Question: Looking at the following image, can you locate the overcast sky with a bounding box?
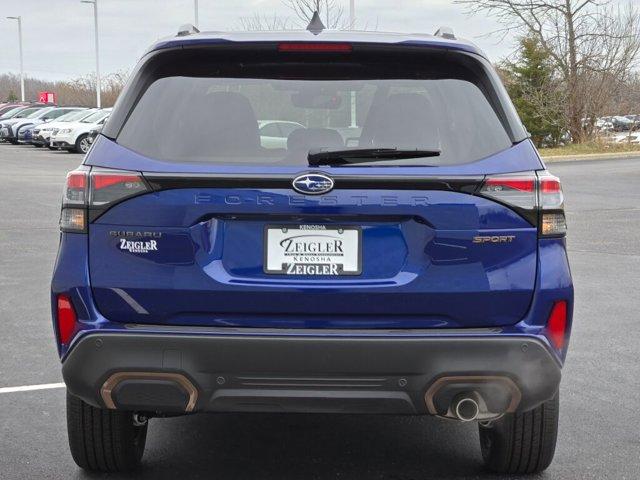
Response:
[0,0,621,81]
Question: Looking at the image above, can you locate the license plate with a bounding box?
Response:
[265,225,362,276]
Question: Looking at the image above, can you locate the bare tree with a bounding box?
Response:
[456,0,640,142]
[0,72,127,107]
[284,0,345,29]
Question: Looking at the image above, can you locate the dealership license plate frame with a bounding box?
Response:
[264,225,362,276]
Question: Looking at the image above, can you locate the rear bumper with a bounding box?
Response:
[62,330,561,416]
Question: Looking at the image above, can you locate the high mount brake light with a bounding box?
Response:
[479,172,566,237]
[59,168,149,232]
[278,42,353,53]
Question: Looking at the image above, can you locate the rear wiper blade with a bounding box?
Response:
[307,147,441,166]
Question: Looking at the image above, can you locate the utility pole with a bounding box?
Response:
[81,0,101,108]
[349,0,357,127]
[349,0,355,28]
[194,0,199,28]
[6,16,25,102]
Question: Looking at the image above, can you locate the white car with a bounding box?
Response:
[32,109,96,148]
[614,133,640,144]
[50,108,112,153]
[258,120,305,149]
[0,106,54,144]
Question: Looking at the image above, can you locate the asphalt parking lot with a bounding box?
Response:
[0,144,639,479]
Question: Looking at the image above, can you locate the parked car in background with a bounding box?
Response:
[0,106,25,121]
[86,122,104,145]
[32,108,94,148]
[13,107,84,145]
[611,115,633,131]
[258,120,305,148]
[0,103,29,117]
[0,106,52,143]
[614,132,640,144]
[17,124,36,144]
[50,108,111,153]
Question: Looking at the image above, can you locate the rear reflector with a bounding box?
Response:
[56,294,78,345]
[278,42,353,53]
[546,301,568,350]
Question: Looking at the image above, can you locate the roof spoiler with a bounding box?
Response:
[177,23,200,37]
[434,26,456,40]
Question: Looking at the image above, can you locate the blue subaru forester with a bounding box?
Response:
[52,23,573,474]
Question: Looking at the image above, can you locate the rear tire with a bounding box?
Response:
[66,391,148,472]
[75,134,90,154]
[479,392,559,474]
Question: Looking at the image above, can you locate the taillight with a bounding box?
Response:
[545,300,568,350]
[60,169,88,232]
[90,170,148,206]
[538,174,566,236]
[60,167,149,232]
[56,294,78,345]
[479,171,566,237]
[480,174,537,210]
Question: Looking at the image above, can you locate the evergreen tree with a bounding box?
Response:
[504,36,566,146]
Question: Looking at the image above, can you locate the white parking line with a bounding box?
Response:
[0,383,65,394]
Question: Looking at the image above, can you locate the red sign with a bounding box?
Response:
[38,91,57,104]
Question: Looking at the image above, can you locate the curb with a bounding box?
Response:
[541,151,640,163]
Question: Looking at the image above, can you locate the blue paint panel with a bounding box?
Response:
[87,179,538,328]
[53,234,571,365]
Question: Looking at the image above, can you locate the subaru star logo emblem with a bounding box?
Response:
[292,173,334,195]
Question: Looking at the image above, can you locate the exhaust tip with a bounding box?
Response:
[453,395,480,422]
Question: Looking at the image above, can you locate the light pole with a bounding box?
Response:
[6,16,25,102]
[81,0,101,108]
[194,0,199,28]
[349,1,357,127]
[349,0,355,28]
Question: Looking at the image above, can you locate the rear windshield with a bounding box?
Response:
[117,51,513,166]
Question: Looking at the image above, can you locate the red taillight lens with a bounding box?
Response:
[64,170,88,205]
[90,170,148,206]
[56,294,78,345]
[484,177,535,192]
[479,174,537,209]
[545,300,568,350]
[278,42,353,53]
